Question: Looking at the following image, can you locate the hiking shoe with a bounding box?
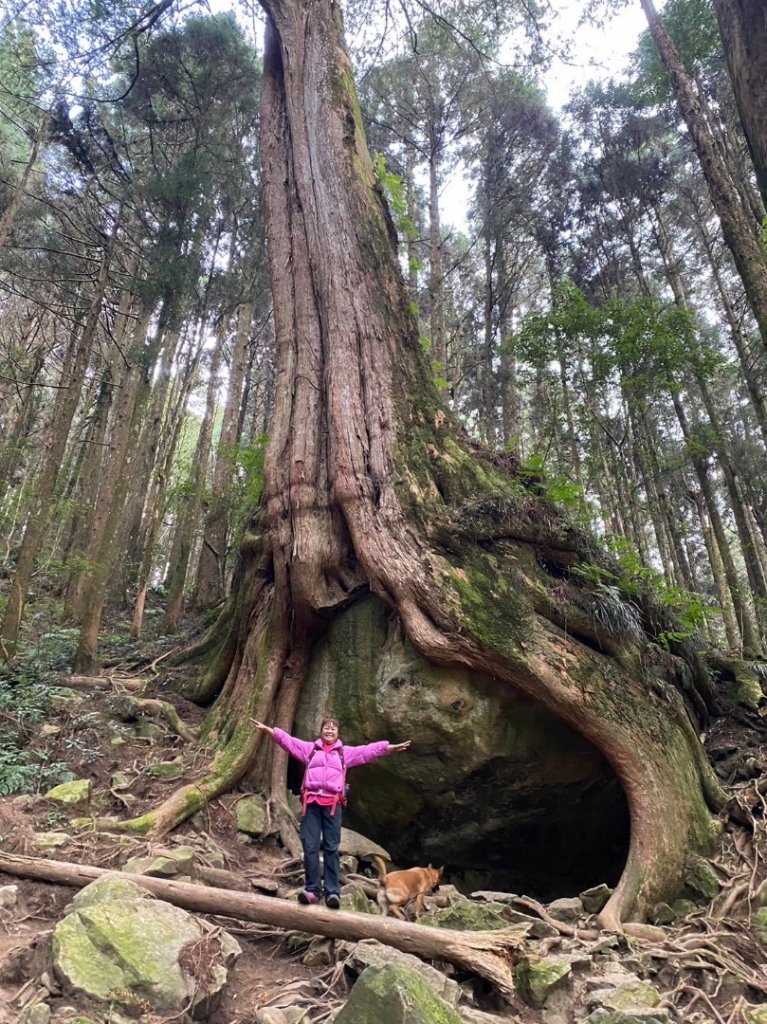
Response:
[325,894,341,909]
[298,890,319,905]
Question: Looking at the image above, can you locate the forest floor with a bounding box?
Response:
[1,600,767,1024]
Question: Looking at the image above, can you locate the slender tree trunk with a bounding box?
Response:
[0,117,46,252]
[428,141,446,381]
[194,301,253,609]
[0,241,113,659]
[162,318,227,632]
[639,0,767,358]
[72,357,143,672]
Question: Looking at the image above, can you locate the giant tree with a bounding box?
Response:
[711,0,767,210]
[108,0,731,934]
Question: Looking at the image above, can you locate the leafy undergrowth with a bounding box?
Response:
[0,610,766,1024]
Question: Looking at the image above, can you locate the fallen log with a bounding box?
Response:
[0,852,527,1000]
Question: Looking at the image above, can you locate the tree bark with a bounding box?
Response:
[712,0,767,210]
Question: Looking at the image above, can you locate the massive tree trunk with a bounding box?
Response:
[133,0,726,929]
[712,0,767,210]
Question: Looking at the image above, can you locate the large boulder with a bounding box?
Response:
[293,594,629,897]
[51,874,240,1017]
[334,964,464,1024]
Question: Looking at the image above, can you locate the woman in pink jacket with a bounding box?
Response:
[252,716,410,907]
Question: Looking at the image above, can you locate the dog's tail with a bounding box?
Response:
[372,854,388,883]
[372,855,390,915]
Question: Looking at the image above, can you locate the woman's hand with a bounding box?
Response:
[387,740,411,754]
[251,719,274,736]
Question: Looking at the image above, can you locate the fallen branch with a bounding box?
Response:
[0,852,528,1000]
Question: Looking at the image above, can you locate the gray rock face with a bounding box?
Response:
[293,594,629,898]
[52,874,240,1017]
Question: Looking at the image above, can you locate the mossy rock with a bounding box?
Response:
[679,856,720,903]
[418,898,508,931]
[69,874,151,912]
[345,940,460,1007]
[341,885,377,914]
[54,875,241,1015]
[591,981,663,1014]
[236,795,267,836]
[45,780,92,807]
[122,855,179,878]
[144,761,185,781]
[516,956,572,1008]
[334,964,465,1024]
[579,883,612,914]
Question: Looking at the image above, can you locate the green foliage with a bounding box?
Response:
[514,281,723,398]
[519,452,590,519]
[0,637,79,795]
[373,152,417,240]
[0,749,74,796]
[575,537,716,648]
[633,0,722,106]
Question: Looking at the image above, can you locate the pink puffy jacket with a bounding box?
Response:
[272,729,390,799]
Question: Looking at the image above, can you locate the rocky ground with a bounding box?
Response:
[0,621,766,1024]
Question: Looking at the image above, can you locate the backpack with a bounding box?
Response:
[302,741,348,814]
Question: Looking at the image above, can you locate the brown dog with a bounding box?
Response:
[373,854,443,919]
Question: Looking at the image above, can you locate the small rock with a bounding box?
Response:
[547,897,583,922]
[45,779,92,808]
[123,855,178,878]
[236,795,267,835]
[145,761,185,780]
[579,883,612,914]
[135,722,165,740]
[648,903,676,926]
[110,771,133,791]
[471,890,519,903]
[33,832,70,851]
[340,853,357,875]
[303,938,333,966]
[255,1010,291,1024]
[680,856,720,903]
[251,877,280,894]
[671,898,698,917]
[19,1002,51,1024]
[340,884,376,914]
[516,956,572,1008]
[39,971,60,995]
[588,980,663,1013]
[0,884,19,909]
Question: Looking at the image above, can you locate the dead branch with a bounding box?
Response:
[0,852,528,1000]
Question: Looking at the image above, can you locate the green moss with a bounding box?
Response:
[447,546,531,656]
[334,964,465,1024]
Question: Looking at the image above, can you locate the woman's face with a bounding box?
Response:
[321,720,339,743]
